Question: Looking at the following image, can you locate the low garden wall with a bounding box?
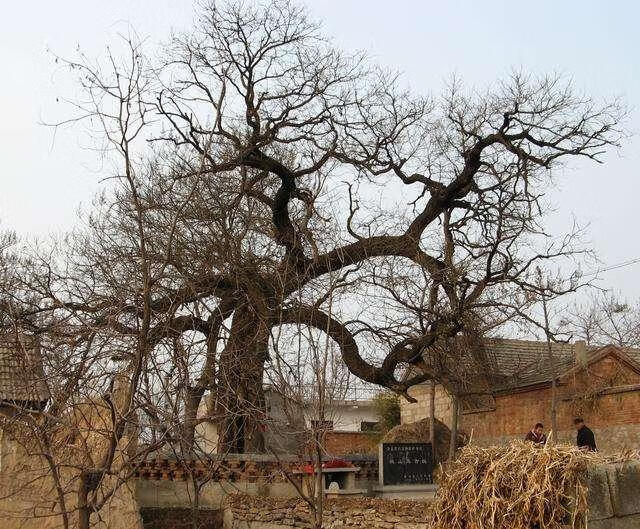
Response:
[217,461,640,529]
[134,454,378,515]
[134,453,378,485]
[223,494,432,529]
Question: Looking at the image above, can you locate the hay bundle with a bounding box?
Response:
[604,448,640,463]
[432,441,599,529]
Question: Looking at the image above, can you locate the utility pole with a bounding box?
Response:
[429,380,436,461]
[538,267,558,441]
[448,392,459,460]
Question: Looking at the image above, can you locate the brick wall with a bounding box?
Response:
[323,431,377,456]
[401,383,453,427]
[401,354,640,453]
[462,389,640,452]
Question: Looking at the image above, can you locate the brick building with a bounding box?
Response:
[401,339,640,453]
[0,335,143,529]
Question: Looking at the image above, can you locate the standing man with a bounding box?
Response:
[574,418,597,451]
[524,423,547,446]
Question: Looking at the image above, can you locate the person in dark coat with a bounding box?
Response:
[574,417,597,451]
[524,423,547,446]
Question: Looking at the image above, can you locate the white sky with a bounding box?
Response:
[0,0,639,297]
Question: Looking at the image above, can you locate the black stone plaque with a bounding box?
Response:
[381,442,433,485]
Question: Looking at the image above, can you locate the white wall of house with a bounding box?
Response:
[309,401,380,432]
[265,390,381,432]
[194,417,219,454]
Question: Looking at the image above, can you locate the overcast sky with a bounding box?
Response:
[1,0,638,298]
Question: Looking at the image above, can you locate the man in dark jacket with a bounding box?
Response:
[574,417,597,451]
[524,423,547,446]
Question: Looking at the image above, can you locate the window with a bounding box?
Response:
[310,420,334,431]
[360,421,379,432]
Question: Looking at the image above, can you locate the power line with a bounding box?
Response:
[582,257,640,278]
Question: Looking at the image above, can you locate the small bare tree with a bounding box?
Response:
[264,274,357,529]
[570,293,640,347]
[0,36,182,529]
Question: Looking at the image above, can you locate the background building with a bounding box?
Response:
[195,386,382,456]
[401,339,640,453]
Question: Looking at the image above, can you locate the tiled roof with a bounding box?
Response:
[462,338,640,393]
[418,337,640,396]
[0,334,50,404]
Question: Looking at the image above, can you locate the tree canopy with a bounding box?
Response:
[1,0,626,455]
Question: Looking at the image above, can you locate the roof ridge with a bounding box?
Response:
[486,337,576,347]
[486,337,640,354]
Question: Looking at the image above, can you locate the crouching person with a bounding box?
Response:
[524,423,547,447]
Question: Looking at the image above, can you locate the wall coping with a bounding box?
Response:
[140,452,378,463]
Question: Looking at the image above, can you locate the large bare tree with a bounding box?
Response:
[6,0,626,457]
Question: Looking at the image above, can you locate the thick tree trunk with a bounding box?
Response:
[215,306,269,453]
[78,485,90,529]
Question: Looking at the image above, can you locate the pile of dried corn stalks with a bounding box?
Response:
[431,441,600,529]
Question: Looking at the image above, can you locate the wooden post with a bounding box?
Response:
[539,270,558,441]
[448,393,459,461]
[429,381,436,461]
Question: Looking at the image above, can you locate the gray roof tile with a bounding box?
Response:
[468,338,640,393]
[418,338,640,396]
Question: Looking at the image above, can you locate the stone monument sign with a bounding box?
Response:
[379,442,434,486]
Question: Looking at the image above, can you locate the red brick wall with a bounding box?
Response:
[461,354,640,452]
[323,431,377,456]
